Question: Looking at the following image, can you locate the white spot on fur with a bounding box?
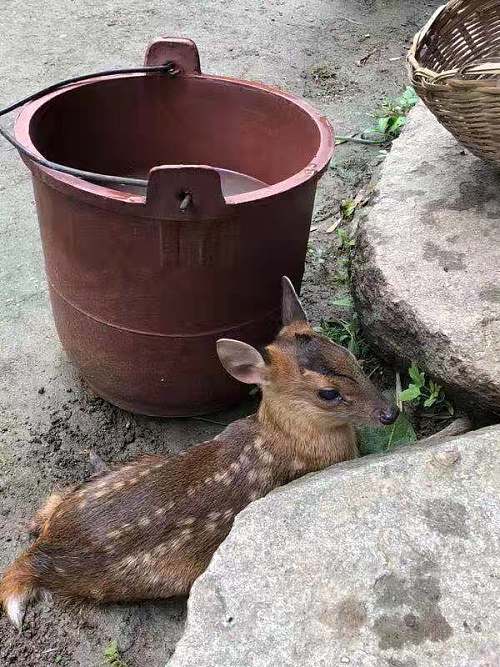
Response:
[247,469,258,483]
[120,555,137,568]
[205,522,217,532]
[259,450,274,465]
[143,552,152,564]
[223,509,233,521]
[180,517,195,526]
[187,486,196,496]
[139,517,151,527]
[249,491,259,501]
[208,511,221,520]
[230,461,240,473]
[291,458,305,471]
[170,537,182,550]
[78,500,88,510]
[239,454,250,467]
[254,437,264,449]
[155,508,165,517]
[154,463,164,469]
[128,477,138,485]
[94,489,108,499]
[204,477,213,485]
[107,529,122,539]
[139,469,150,478]
[155,543,168,555]
[5,594,27,630]
[113,481,125,490]
[244,444,253,454]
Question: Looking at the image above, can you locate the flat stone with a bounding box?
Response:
[352,103,500,416]
[168,426,500,667]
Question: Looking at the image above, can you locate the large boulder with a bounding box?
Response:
[168,426,500,666]
[352,103,500,417]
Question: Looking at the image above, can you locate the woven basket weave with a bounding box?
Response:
[408,0,500,167]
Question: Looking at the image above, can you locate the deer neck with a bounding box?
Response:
[256,395,358,472]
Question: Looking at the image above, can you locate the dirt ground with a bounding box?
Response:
[0,0,442,665]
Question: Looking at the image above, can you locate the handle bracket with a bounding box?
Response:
[144,38,201,75]
[146,165,228,219]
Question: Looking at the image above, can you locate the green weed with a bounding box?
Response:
[335,87,419,146]
[319,315,368,359]
[307,243,329,270]
[366,86,419,142]
[336,227,356,249]
[103,641,128,667]
[340,199,358,222]
[358,410,417,455]
[399,362,454,414]
[330,294,354,309]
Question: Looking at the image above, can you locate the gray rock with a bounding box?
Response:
[352,103,500,416]
[168,426,500,667]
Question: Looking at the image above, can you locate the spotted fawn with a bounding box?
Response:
[1,277,398,629]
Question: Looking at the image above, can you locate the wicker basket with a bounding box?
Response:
[408,0,500,168]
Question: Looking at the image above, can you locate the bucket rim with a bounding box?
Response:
[14,71,334,208]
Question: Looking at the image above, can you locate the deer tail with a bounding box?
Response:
[0,549,40,630]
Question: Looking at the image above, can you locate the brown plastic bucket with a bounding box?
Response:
[14,38,334,416]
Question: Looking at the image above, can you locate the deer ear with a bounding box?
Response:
[216,339,268,385]
[281,276,308,326]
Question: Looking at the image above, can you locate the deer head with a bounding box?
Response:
[217,277,398,430]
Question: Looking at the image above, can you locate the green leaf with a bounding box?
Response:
[399,385,421,402]
[387,115,407,137]
[399,86,419,110]
[377,116,390,134]
[340,200,357,221]
[331,295,354,308]
[408,362,425,387]
[423,396,436,408]
[358,412,417,455]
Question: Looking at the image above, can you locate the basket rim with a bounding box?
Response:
[408,1,500,89]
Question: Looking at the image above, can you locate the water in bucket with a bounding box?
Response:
[111,168,268,198]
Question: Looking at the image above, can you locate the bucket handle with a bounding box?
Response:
[0,62,180,189]
[146,166,228,219]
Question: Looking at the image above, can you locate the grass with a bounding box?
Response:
[319,315,368,359]
[103,641,128,667]
[336,86,419,146]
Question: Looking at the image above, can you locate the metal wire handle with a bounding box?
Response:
[0,62,179,189]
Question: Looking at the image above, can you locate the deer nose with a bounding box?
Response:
[379,406,399,425]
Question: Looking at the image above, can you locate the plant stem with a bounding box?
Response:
[335,134,386,145]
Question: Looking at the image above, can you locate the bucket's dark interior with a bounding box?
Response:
[29,74,321,195]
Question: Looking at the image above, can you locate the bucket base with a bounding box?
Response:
[84,379,247,418]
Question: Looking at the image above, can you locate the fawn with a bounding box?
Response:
[1,277,398,629]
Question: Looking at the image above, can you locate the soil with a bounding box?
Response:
[0,0,445,665]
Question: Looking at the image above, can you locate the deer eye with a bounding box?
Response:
[318,388,342,403]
